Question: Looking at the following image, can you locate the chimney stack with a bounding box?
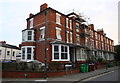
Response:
[90,24,94,30]
[29,13,34,18]
[0,41,6,44]
[40,3,48,11]
[97,29,104,35]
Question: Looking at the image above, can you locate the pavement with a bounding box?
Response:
[47,66,119,82]
[2,66,120,82]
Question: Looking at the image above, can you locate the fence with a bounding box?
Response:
[2,62,80,71]
[2,61,119,72]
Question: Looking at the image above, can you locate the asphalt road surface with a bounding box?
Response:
[81,68,120,83]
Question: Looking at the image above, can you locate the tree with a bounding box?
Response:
[114,45,120,61]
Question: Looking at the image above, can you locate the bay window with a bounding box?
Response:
[54,45,59,59]
[21,46,35,61]
[61,46,68,59]
[76,48,86,61]
[76,48,81,60]
[52,45,69,61]
[22,30,34,42]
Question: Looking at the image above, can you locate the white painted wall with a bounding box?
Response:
[0,46,20,61]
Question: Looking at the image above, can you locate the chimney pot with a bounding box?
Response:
[40,3,48,11]
[29,13,34,18]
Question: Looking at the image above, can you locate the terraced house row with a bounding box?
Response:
[21,3,115,63]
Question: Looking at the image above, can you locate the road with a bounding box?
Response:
[81,69,120,83]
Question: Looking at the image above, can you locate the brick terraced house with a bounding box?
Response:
[21,3,115,64]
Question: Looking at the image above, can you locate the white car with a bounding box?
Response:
[27,60,46,69]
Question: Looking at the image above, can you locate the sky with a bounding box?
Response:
[0,0,119,46]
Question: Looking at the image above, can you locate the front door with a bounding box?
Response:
[70,47,75,63]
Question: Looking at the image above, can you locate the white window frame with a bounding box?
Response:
[52,44,70,61]
[7,51,10,56]
[102,43,104,50]
[85,37,88,46]
[39,26,45,40]
[76,48,86,61]
[30,18,34,28]
[21,46,35,61]
[56,27,62,40]
[66,18,69,28]
[96,41,98,49]
[66,31,69,43]
[95,32,98,39]
[101,35,103,41]
[70,20,72,30]
[99,42,101,49]
[56,13,61,25]
[76,34,80,45]
[70,32,73,43]
[22,30,34,42]
[76,23,79,32]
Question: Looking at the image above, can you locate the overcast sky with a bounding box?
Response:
[0,0,119,46]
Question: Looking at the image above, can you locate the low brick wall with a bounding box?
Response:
[2,69,80,78]
[95,62,106,69]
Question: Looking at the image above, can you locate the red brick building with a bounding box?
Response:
[21,3,115,63]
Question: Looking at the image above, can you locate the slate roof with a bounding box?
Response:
[0,42,20,50]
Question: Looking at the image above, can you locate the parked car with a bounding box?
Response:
[27,60,47,69]
[3,61,12,63]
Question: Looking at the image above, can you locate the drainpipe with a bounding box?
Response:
[44,10,48,79]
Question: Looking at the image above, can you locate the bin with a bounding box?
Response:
[80,64,86,72]
[85,64,89,72]
[89,63,95,72]
[107,62,113,68]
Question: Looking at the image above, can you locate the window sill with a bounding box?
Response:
[77,59,86,61]
[52,59,69,61]
[56,22,61,25]
[22,41,35,42]
[39,39,45,41]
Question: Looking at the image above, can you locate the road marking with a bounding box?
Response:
[83,71,115,81]
[35,80,47,81]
